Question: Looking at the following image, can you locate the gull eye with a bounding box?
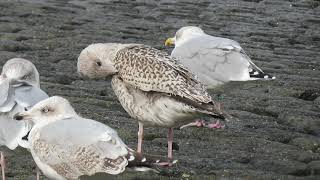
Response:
[21,72,32,80]
[41,107,50,113]
[22,74,29,80]
[96,61,102,67]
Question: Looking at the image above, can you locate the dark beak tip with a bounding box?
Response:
[78,71,86,78]
[77,72,90,80]
[14,113,24,121]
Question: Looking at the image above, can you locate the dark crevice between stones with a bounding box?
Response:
[296,89,320,101]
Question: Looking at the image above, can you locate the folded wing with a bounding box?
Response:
[33,118,129,177]
[171,35,272,87]
[113,45,212,104]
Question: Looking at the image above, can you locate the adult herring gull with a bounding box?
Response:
[77,43,226,159]
[165,26,275,89]
[0,58,48,179]
[14,96,174,180]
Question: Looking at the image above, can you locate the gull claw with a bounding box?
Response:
[180,120,225,129]
[180,120,205,129]
[155,159,178,167]
[207,120,225,129]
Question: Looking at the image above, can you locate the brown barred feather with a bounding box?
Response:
[113,45,213,104]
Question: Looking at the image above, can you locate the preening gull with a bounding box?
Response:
[165,26,276,89]
[77,43,226,159]
[14,96,174,180]
[0,58,48,179]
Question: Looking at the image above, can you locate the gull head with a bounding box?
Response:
[14,96,77,124]
[77,43,122,79]
[0,58,40,87]
[165,26,205,47]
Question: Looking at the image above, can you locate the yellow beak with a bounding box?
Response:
[165,37,175,46]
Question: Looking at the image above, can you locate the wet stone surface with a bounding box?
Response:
[0,0,319,179]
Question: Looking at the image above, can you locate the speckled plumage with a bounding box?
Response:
[30,129,128,180]
[77,43,225,158]
[113,45,212,104]
[78,43,224,127]
[111,75,218,127]
[20,96,168,180]
[28,116,128,180]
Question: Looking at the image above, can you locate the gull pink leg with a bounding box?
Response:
[0,152,5,180]
[167,128,173,159]
[155,128,175,167]
[180,119,225,129]
[137,122,144,154]
[180,102,225,129]
[207,120,225,129]
[180,120,205,129]
[36,166,40,180]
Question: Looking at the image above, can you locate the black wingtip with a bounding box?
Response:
[126,150,177,171]
[249,69,275,80]
[210,113,226,120]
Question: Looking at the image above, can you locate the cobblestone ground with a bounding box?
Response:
[0,0,319,179]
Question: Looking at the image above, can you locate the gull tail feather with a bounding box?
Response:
[194,101,235,122]
[126,149,177,172]
[249,69,276,80]
[172,95,226,120]
[241,50,276,80]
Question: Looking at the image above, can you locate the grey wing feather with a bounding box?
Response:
[0,79,11,107]
[0,98,15,112]
[14,84,49,109]
[0,114,30,149]
[114,45,212,104]
[0,81,48,112]
[172,35,262,87]
[0,81,46,149]
[239,50,264,73]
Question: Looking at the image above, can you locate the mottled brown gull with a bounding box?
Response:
[14,96,173,180]
[165,26,275,89]
[77,43,226,159]
[0,58,48,180]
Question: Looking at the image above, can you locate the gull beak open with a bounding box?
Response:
[13,112,31,121]
[165,37,175,46]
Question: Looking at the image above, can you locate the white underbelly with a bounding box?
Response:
[111,76,205,128]
[135,96,202,127]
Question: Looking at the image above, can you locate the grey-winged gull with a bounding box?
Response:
[0,58,48,179]
[165,26,275,89]
[13,96,174,180]
[165,26,275,129]
[77,43,226,159]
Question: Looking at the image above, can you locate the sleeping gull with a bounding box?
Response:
[77,43,226,159]
[13,96,174,180]
[165,26,275,89]
[0,58,48,179]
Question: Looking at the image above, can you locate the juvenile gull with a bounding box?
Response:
[0,58,48,179]
[14,96,174,180]
[165,26,276,89]
[77,43,226,159]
